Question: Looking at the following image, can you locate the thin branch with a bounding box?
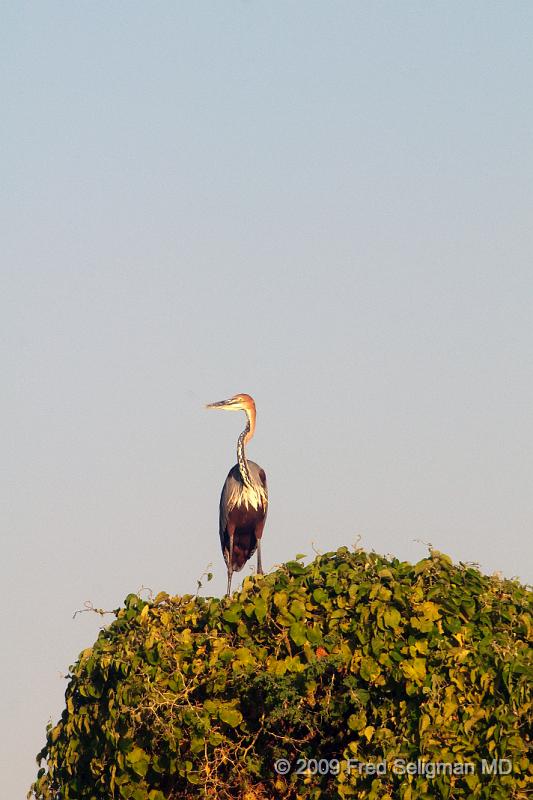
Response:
[72,600,116,620]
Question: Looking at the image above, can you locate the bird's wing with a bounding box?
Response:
[219,462,268,536]
[247,461,268,510]
[218,466,241,544]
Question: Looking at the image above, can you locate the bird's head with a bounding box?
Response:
[206,393,256,413]
[206,393,257,440]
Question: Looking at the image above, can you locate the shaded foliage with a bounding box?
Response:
[30,548,531,799]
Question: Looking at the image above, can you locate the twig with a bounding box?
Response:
[72,600,115,620]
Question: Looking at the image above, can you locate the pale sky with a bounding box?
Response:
[2,2,532,797]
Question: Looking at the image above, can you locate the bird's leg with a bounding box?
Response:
[226,530,234,596]
[256,539,263,575]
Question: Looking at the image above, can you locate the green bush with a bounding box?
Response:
[30,548,531,799]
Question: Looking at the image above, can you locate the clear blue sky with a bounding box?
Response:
[2,2,532,796]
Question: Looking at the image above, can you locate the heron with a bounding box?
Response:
[206,393,268,596]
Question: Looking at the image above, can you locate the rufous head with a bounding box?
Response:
[206,393,256,413]
[206,393,257,440]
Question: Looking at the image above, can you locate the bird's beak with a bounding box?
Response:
[205,398,237,410]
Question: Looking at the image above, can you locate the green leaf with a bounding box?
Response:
[222,603,242,623]
[290,599,306,619]
[419,713,431,735]
[313,588,329,604]
[126,747,147,764]
[359,656,381,682]
[347,712,367,731]
[219,707,243,727]
[289,621,308,646]
[400,657,427,683]
[190,736,204,753]
[377,568,393,579]
[307,625,323,644]
[383,607,401,630]
[285,655,305,672]
[286,561,307,575]
[254,596,267,623]
[363,725,374,742]
[234,647,255,666]
[126,747,149,777]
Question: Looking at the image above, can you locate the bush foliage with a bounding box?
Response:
[31,548,531,799]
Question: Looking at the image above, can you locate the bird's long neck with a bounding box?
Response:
[237,412,255,489]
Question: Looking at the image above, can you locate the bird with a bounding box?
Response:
[206,393,268,596]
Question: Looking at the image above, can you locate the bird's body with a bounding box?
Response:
[219,460,267,571]
[206,393,268,595]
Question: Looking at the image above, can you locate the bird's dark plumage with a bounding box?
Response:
[219,462,267,572]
